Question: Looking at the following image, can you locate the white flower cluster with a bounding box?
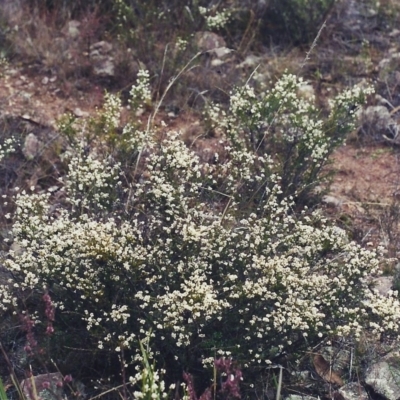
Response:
[329,85,375,131]
[123,123,154,152]
[129,70,152,111]
[0,137,16,162]
[199,6,231,30]
[175,37,188,52]
[130,366,167,399]
[129,339,167,399]
[101,92,121,132]
[65,147,120,211]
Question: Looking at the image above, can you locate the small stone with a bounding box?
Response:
[338,382,368,400]
[90,49,101,59]
[93,57,115,77]
[90,40,113,54]
[194,31,226,52]
[372,276,393,296]
[211,46,233,59]
[238,54,262,69]
[360,105,393,134]
[73,108,89,118]
[285,395,318,400]
[41,76,49,85]
[10,242,24,257]
[22,133,41,160]
[211,58,225,67]
[322,195,342,207]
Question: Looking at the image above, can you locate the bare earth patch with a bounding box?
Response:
[330,144,400,205]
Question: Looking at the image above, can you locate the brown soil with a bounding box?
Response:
[0,65,104,127]
[331,144,400,206]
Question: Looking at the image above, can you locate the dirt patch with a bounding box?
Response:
[330,144,400,205]
[0,64,104,127]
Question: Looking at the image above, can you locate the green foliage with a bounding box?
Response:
[261,0,336,44]
[130,338,167,400]
[0,377,8,400]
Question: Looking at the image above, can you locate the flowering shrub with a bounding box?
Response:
[1,72,399,395]
[0,137,16,162]
[129,69,152,112]
[206,74,374,205]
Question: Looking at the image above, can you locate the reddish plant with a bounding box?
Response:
[43,292,55,336]
[183,358,242,400]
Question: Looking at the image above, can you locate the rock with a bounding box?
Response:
[322,195,343,208]
[320,346,350,373]
[10,242,24,257]
[41,76,49,85]
[359,105,398,140]
[194,31,226,52]
[90,40,113,54]
[21,372,64,400]
[73,107,89,118]
[372,276,393,296]
[238,54,262,69]
[285,395,318,400]
[338,382,368,400]
[362,106,392,131]
[93,58,115,77]
[211,58,225,67]
[22,133,41,160]
[89,41,115,77]
[365,354,400,400]
[210,46,233,59]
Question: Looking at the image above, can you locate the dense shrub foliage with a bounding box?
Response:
[262,0,336,44]
[1,72,399,396]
